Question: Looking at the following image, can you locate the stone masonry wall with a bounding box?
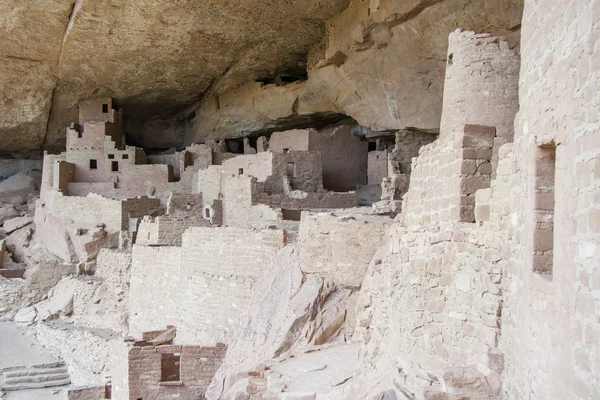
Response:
[402,124,495,226]
[128,343,226,400]
[498,1,600,399]
[298,213,389,288]
[177,227,286,344]
[439,30,519,177]
[129,246,183,338]
[129,227,286,345]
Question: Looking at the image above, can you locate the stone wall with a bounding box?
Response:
[129,227,286,345]
[368,150,388,185]
[498,0,600,399]
[440,30,519,176]
[402,124,495,226]
[298,213,389,288]
[129,246,183,338]
[136,216,210,246]
[128,343,226,400]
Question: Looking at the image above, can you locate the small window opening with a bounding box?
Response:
[368,142,377,152]
[89,159,97,170]
[238,168,244,176]
[102,104,109,113]
[283,148,290,154]
[77,131,83,139]
[111,161,119,172]
[160,353,181,382]
[533,144,556,276]
[108,154,115,159]
[287,162,296,177]
[282,209,302,221]
[205,208,211,218]
[104,384,112,399]
[122,154,129,159]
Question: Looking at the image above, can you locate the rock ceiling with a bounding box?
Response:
[0,0,523,154]
[0,0,347,153]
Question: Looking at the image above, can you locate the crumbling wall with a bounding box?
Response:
[136,216,210,246]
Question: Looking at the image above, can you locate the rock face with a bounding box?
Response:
[1,0,522,153]
[0,0,347,153]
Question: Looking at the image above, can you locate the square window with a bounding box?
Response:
[89,159,97,170]
[108,154,115,159]
[238,168,244,175]
[102,104,109,113]
[122,154,129,160]
[111,161,119,172]
[283,148,290,153]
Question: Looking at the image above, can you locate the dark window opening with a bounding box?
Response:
[282,209,302,221]
[122,154,129,159]
[108,154,115,159]
[77,131,83,139]
[226,139,244,154]
[205,208,211,218]
[111,161,119,172]
[287,162,296,177]
[104,384,112,399]
[533,144,556,276]
[160,353,181,382]
[283,148,290,154]
[368,142,377,152]
[89,159,97,170]
[102,104,109,113]
[238,168,244,176]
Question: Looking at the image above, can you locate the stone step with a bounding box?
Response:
[4,366,69,378]
[1,378,71,391]
[4,372,70,385]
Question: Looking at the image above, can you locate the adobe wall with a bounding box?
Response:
[390,130,438,175]
[129,227,286,345]
[439,30,519,176]
[54,160,76,195]
[195,165,223,203]
[67,386,106,400]
[298,213,389,288]
[128,343,226,400]
[499,1,600,399]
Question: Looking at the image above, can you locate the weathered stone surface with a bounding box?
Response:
[2,0,522,152]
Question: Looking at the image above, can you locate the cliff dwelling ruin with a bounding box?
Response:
[0,0,598,399]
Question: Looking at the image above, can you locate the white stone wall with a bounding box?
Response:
[129,227,285,345]
[499,1,600,399]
